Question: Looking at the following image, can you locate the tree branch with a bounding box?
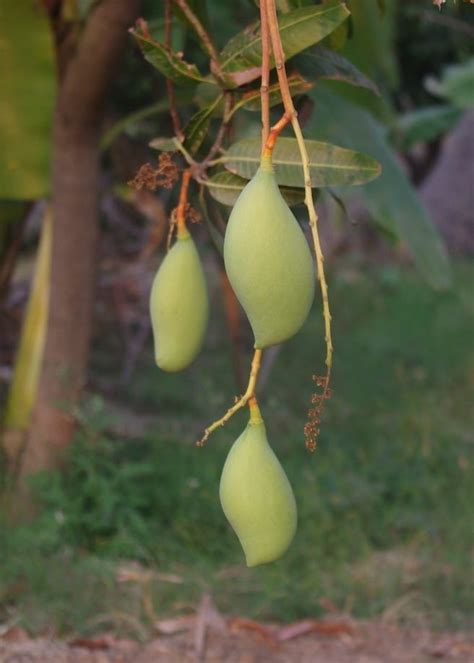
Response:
[172,0,225,82]
[58,0,141,132]
[165,0,184,140]
[259,0,271,152]
[265,0,333,450]
[176,169,192,238]
[197,349,262,446]
[201,92,233,168]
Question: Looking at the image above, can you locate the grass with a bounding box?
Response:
[1,259,473,637]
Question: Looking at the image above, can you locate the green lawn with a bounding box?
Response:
[1,260,473,636]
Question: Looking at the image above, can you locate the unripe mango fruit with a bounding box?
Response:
[224,156,315,348]
[149,233,209,372]
[219,407,297,567]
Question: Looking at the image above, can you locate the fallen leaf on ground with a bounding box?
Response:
[228,618,279,648]
[69,634,116,650]
[0,626,29,642]
[154,615,196,635]
[155,572,184,584]
[194,593,227,660]
[116,563,154,584]
[276,619,355,642]
[429,640,474,658]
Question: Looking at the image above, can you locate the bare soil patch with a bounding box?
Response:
[1,616,473,663]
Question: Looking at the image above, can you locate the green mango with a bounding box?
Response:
[149,233,209,371]
[223,156,315,348]
[219,408,297,567]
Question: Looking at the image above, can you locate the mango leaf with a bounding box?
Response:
[296,45,379,94]
[183,95,223,155]
[218,1,350,87]
[276,0,316,10]
[195,73,313,118]
[198,186,224,256]
[194,78,223,107]
[4,206,52,429]
[205,170,305,207]
[0,2,55,199]
[342,0,398,89]
[425,58,474,110]
[149,137,182,151]
[130,27,208,84]
[222,137,381,187]
[235,74,313,114]
[396,105,462,150]
[101,100,169,150]
[326,188,357,225]
[171,0,210,54]
[323,17,349,51]
[306,84,451,289]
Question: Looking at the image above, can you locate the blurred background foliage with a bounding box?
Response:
[0,0,473,639]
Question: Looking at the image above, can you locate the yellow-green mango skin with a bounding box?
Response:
[223,160,315,348]
[149,235,209,372]
[219,416,297,567]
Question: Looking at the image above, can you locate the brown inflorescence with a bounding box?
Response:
[128,153,179,191]
[184,203,202,225]
[304,374,332,452]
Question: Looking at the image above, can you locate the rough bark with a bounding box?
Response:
[16,0,141,488]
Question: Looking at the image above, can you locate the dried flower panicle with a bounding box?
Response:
[128,153,179,192]
[304,374,332,452]
[184,203,201,225]
[166,204,202,250]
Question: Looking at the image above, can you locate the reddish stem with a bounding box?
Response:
[259,0,271,151]
[176,169,192,237]
[262,112,291,159]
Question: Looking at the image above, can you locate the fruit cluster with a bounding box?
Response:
[149,153,315,565]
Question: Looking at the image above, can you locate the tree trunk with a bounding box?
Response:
[420,109,474,255]
[15,0,141,494]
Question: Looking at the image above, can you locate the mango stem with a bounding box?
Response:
[248,396,263,425]
[262,112,291,161]
[197,349,263,446]
[265,0,333,450]
[176,169,192,239]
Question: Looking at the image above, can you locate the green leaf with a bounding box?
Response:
[205,170,305,207]
[101,101,169,151]
[195,73,313,118]
[342,0,398,89]
[326,188,357,225]
[425,58,474,110]
[296,45,379,94]
[235,74,314,114]
[222,137,381,187]
[205,171,246,206]
[198,187,224,256]
[396,105,462,150]
[183,95,223,155]
[130,27,208,84]
[194,79,225,112]
[149,137,182,152]
[0,2,55,199]
[306,85,451,289]
[172,0,211,54]
[275,0,315,10]
[218,2,350,87]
